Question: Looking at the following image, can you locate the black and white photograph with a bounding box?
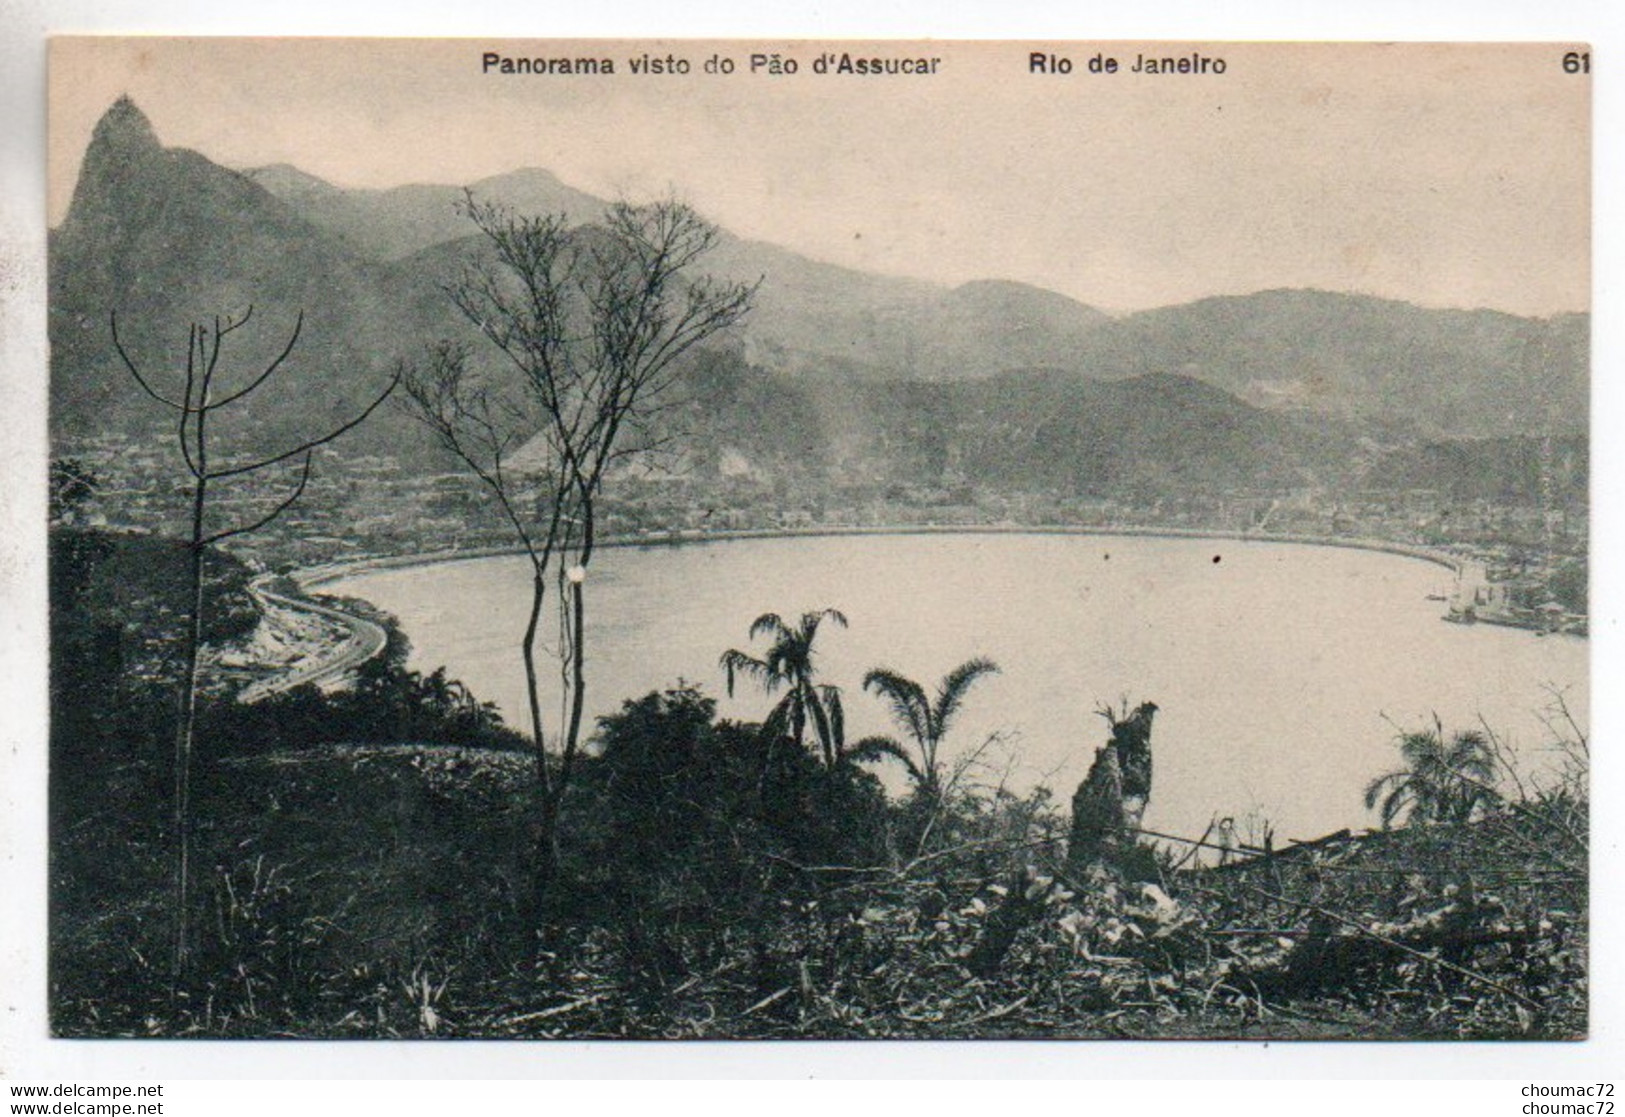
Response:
[37,37,1591,1044]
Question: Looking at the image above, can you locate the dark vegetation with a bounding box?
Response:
[107,299,398,982]
[49,525,1588,1040]
[50,527,257,692]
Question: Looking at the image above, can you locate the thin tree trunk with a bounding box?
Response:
[111,309,397,1000]
[521,569,548,788]
[532,497,594,923]
[559,496,595,790]
[532,793,561,929]
[520,567,556,930]
[563,580,587,777]
[171,474,206,993]
[562,582,588,783]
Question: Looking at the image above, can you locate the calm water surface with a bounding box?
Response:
[327,533,1587,843]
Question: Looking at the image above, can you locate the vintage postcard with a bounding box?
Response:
[42,38,1590,1042]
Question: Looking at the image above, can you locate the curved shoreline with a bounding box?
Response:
[259,527,1469,695]
[253,524,1581,700]
[296,523,1465,591]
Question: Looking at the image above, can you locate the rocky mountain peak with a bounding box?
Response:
[61,96,166,235]
[93,94,160,150]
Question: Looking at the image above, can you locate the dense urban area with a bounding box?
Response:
[58,422,1589,637]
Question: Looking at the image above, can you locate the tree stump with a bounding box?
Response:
[1068,701,1158,874]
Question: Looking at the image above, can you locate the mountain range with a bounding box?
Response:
[49,97,1589,501]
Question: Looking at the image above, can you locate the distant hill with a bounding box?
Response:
[954,369,1355,495]
[676,354,1362,498]
[51,97,1588,505]
[251,161,1108,384]
[1361,435,1588,506]
[1072,289,1588,438]
[244,149,1586,435]
[244,164,608,261]
[775,278,1113,382]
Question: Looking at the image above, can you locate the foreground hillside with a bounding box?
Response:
[51,736,1586,1039]
[51,638,1587,1041]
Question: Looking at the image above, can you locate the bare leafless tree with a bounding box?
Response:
[112,306,399,990]
[399,195,754,918]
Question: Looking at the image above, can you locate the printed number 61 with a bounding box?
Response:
[1563,51,1590,74]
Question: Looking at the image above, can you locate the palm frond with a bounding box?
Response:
[718,649,768,697]
[762,695,796,742]
[747,612,789,641]
[1364,770,1416,828]
[1446,730,1498,780]
[819,684,845,754]
[932,656,999,736]
[801,607,848,646]
[816,606,850,629]
[1398,729,1444,769]
[844,734,926,785]
[1362,772,1398,811]
[863,668,929,745]
[1380,785,1411,828]
[1370,722,1507,828]
[763,643,793,684]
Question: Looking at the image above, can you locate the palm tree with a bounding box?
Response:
[1363,722,1501,828]
[720,609,849,768]
[852,657,1000,800]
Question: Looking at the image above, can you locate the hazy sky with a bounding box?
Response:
[49,38,1590,315]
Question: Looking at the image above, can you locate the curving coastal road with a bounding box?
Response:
[237,576,390,703]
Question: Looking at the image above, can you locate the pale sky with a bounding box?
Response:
[49,38,1591,316]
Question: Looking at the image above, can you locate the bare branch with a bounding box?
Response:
[110,311,186,411]
[178,325,202,480]
[397,344,545,561]
[202,453,312,545]
[217,304,254,336]
[208,369,400,479]
[209,310,304,408]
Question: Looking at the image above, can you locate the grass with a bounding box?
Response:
[48,737,1587,1040]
